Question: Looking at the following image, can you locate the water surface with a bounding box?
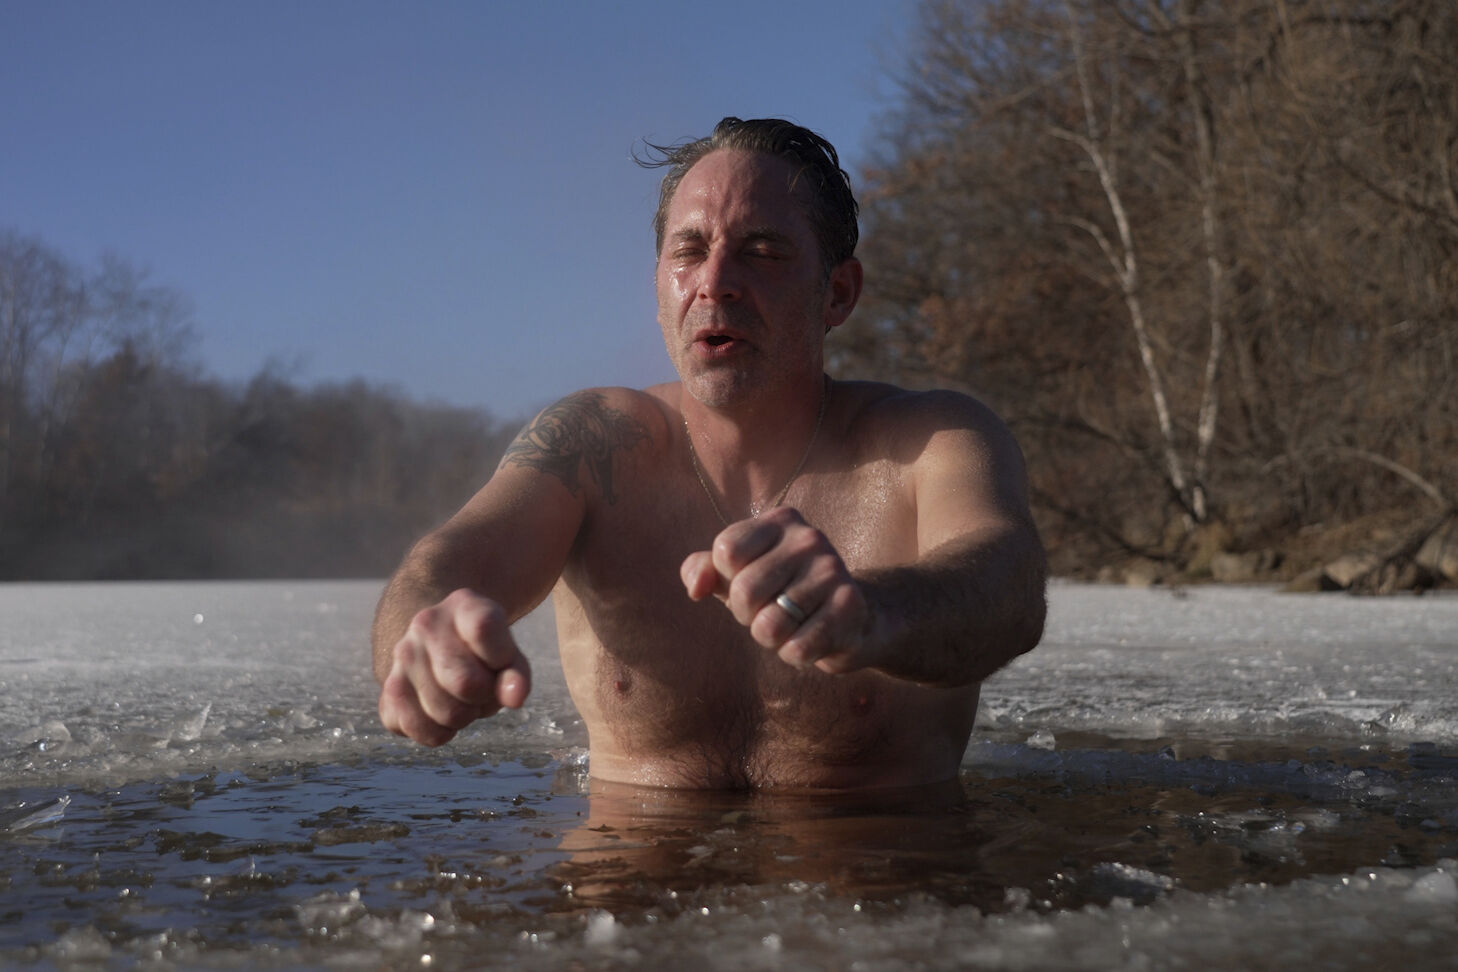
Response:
[4,581,1458,968]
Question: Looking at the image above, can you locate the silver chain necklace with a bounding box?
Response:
[684,377,829,526]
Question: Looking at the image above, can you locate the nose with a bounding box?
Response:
[696,248,741,303]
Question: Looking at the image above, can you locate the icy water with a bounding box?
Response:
[4,581,1458,969]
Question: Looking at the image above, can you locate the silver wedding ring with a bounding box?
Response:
[775,593,808,626]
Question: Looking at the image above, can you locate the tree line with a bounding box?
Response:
[0,231,518,580]
[7,1,1456,584]
[833,0,1457,584]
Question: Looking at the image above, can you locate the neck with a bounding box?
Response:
[683,374,830,523]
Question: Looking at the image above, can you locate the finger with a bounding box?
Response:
[416,648,503,728]
[792,584,870,672]
[748,590,813,648]
[756,579,868,667]
[776,611,839,669]
[496,650,532,710]
[680,550,727,601]
[735,532,844,632]
[727,554,806,626]
[439,592,531,708]
[812,649,861,675]
[720,525,831,625]
[390,624,499,729]
[399,605,494,711]
[379,672,459,747]
[709,516,783,579]
[378,677,405,735]
[427,640,498,706]
[450,592,519,671]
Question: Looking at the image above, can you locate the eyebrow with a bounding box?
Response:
[742,227,795,248]
[667,226,796,248]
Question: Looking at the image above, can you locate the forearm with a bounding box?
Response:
[372,532,469,683]
[858,522,1047,687]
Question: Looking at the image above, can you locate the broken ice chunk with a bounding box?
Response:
[1,795,70,833]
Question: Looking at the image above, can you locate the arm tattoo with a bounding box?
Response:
[499,391,650,504]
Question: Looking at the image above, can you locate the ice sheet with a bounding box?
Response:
[982,581,1458,743]
[0,580,575,791]
[3,580,1457,969]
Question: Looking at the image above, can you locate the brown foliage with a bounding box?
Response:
[833,0,1458,577]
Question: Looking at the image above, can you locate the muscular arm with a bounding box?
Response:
[857,518,1045,687]
[372,389,652,742]
[682,389,1046,688]
[854,391,1046,686]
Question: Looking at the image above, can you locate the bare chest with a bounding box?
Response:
[551,459,950,785]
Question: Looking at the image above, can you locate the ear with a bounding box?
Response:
[822,257,863,332]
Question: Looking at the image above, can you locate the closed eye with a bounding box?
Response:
[743,229,795,260]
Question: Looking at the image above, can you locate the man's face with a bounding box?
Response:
[655,149,856,409]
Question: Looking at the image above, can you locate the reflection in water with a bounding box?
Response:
[551,742,1457,918]
[554,778,1013,911]
[5,738,1458,968]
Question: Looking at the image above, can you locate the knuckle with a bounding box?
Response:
[460,598,506,643]
[410,604,442,633]
[779,640,815,668]
[439,661,492,702]
[393,638,424,668]
[827,583,865,615]
[804,556,841,588]
[725,574,756,616]
[484,603,508,632]
[749,610,782,649]
[787,526,831,561]
[416,691,467,731]
[712,532,745,568]
[380,673,414,708]
[475,597,509,630]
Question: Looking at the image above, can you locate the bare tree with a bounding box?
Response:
[838,0,1458,580]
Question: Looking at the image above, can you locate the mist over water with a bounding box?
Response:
[4,580,1458,969]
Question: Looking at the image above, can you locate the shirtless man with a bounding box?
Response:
[372,117,1046,790]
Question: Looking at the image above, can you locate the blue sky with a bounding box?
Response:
[3,1,915,420]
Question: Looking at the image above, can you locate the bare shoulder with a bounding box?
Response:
[836,380,1021,466]
[834,380,1032,533]
[499,386,670,505]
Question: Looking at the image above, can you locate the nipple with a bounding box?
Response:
[613,677,632,695]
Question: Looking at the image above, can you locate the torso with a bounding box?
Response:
[551,380,980,790]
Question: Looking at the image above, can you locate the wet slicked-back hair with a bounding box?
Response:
[638,117,859,278]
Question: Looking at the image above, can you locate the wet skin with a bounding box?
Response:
[372,149,1046,789]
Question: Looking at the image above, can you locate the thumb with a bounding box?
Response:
[495,645,532,710]
[680,550,727,601]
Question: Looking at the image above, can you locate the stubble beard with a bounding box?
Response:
[682,365,761,411]
[667,293,828,414]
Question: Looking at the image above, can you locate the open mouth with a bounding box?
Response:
[694,331,747,357]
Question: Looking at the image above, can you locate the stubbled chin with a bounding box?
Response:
[679,367,762,410]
